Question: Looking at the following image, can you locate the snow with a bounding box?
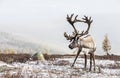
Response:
[0,58,120,78]
[0,61,14,67]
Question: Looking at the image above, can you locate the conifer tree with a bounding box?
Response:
[102,34,111,55]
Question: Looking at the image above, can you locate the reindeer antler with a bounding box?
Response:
[79,16,93,36]
[64,14,93,41]
[66,14,83,34]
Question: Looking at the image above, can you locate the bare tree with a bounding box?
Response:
[64,14,96,71]
[102,34,111,55]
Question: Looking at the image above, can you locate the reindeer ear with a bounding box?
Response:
[64,32,74,41]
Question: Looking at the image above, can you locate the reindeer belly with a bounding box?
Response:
[82,48,89,54]
[81,42,96,54]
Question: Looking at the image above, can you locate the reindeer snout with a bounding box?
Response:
[69,44,73,49]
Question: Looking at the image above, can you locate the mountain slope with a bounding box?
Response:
[0,32,44,54]
[0,32,68,54]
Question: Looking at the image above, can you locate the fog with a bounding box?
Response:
[0,0,120,55]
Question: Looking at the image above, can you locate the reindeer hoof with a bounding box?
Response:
[89,69,91,71]
[71,64,74,67]
[84,68,87,71]
[94,68,96,72]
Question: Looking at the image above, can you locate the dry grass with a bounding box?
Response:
[0,54,31,63]
[43,54,120,61]
[0,53,120,63]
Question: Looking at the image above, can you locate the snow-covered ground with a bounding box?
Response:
[0,57,120,78]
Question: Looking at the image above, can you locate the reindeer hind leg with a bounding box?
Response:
[84,53,87,70]
[92,53,96,71]
[89,53,92,71]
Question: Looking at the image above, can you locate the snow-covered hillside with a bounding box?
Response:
[0,32,44,54]
[0,32,66,54]
[0,57,120,78]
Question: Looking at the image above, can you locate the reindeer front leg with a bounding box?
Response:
[71,48,82,67]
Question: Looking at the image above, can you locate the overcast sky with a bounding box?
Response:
[0,0,120,55]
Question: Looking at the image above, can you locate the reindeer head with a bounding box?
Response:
[68,36,79,49]
[64,14,93,49]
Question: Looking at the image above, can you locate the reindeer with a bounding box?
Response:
[64,14,96,71]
